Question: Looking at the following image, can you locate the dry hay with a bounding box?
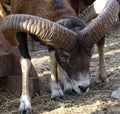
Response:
[0,23,120,114]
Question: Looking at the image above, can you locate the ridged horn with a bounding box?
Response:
[79,0,112,23]
[0,14,77,50]
[78,4,97,23]
[79,0,119,47]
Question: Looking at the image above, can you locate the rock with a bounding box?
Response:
[111,87,120,100]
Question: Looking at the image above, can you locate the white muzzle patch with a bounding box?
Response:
[71,72,90,94]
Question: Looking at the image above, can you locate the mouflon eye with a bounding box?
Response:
[60,55,69,62]
[60,51,70,63]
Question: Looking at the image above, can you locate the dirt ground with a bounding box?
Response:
[0,22,120,114]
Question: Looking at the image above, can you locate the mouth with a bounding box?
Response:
[71,79,90,94]
[73,86,90,94]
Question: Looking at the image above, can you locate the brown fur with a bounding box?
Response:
[10,0,76,21]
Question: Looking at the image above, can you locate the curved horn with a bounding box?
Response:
[78,4,97,23]
[0,14,77,50]
[79,0,116,23]
[79,0,119,47]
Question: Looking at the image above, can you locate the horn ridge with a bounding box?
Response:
[1,14,77,50]
[79,0,119,46]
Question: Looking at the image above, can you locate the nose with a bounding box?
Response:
[78,85,89,93]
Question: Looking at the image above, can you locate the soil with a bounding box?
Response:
[0,22,120,114]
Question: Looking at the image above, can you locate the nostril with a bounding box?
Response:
[78,85,89,93]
